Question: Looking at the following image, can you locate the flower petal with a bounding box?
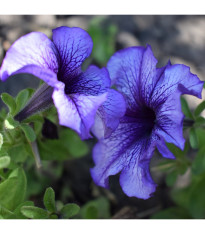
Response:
[64,65,110,96]
[91,121,156,199]
[10,65,61,88]
[155,90,185,150]
[107,45,161,109]
[92,89,126,139]
[0,32,58,81]
[52,86,107,140]
[156,138,175,159]
[119,143,157,199]
[52,26,93,81]
[151,64,204,107]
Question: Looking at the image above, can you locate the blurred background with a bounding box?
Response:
[0,15,205,219]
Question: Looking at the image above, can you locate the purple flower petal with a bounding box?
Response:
[155,90,185,150]
[52,86,107,139]
[91,121,157,199]
[52,26,93,81]
[119,141,157,199]
[156,138,175,159]
[11,64,61,88]
[107,46,145,109]
[0,32,58,81]
[92,89,126,139]
[151,64,204,106]
[64,65,110,96]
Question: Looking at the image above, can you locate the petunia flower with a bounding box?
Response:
[90,45,204,199]
[0,26,111,139]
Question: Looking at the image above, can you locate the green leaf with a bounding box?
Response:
[165,170,178,187]
[83,206,98,219]
[0,156,10,169]
[60,203,80,219]
[151,207,191,219]
[0,133,3,150]
[189,127,199,149]
[50,214,58,219]
[0,205,15,219]
[181,97,193,120]
[13,201,34,219]
[61,129,89,157]
[194,100,205,117]
[1,93,16,115]
[192,146,205,175]
[80,197,110,219]
[21,206,49,219]
[20,124,36,142]
[8,143,29,164]
[43,187,56,213]
[38,128,88,161]
[188,175,205,218]
[194,116,205,128]
[15,89,29,115]
[22,115,44,124]
[4,116,19,129]
[0,168,27,211]
[88,16,117,66]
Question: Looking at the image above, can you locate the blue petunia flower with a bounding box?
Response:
[0,26,113,139]
[91,45,204,199]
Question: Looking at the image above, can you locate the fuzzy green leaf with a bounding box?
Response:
[0,133,3,150]
[15,89,29,115]
[189,127,199,149]
[13,201,34,219]
[192,146,205,175]
[0,156,10,169]
[0,205,15,219]
[61,203,80,219]
[20,124,36,142]
[21,206,49,219]
[1,93,16,115]
[43,187,56,213]
[0,168,27,211]
[4,116,19,129]
[151,207,191,219]
[194,100,205,117]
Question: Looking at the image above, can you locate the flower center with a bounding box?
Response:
[142,107,156,134]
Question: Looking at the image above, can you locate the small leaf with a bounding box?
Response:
[1,93,16,115]
[84,206,98,219]
[151,207,191,219]
[4,116,19,129]
[0,133,3,150]
[80,197,110,219]
[22,115,44,124]
[61,203,80,219]
[194,100,205,117]
[0,205,15,219]
[13,201,34,219]
[165,170,178,187]
[20,124,36,142]
[15,89,29,115]
[0,156,10,169]
[50,214,58,219]
[192,146,205,175]
[181,97,193,120]
[21,206,49,219]
[189,127,199,149]
[0,168,27,211]
[43,187,56,213]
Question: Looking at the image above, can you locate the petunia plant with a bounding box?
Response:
[0,25,205,219]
